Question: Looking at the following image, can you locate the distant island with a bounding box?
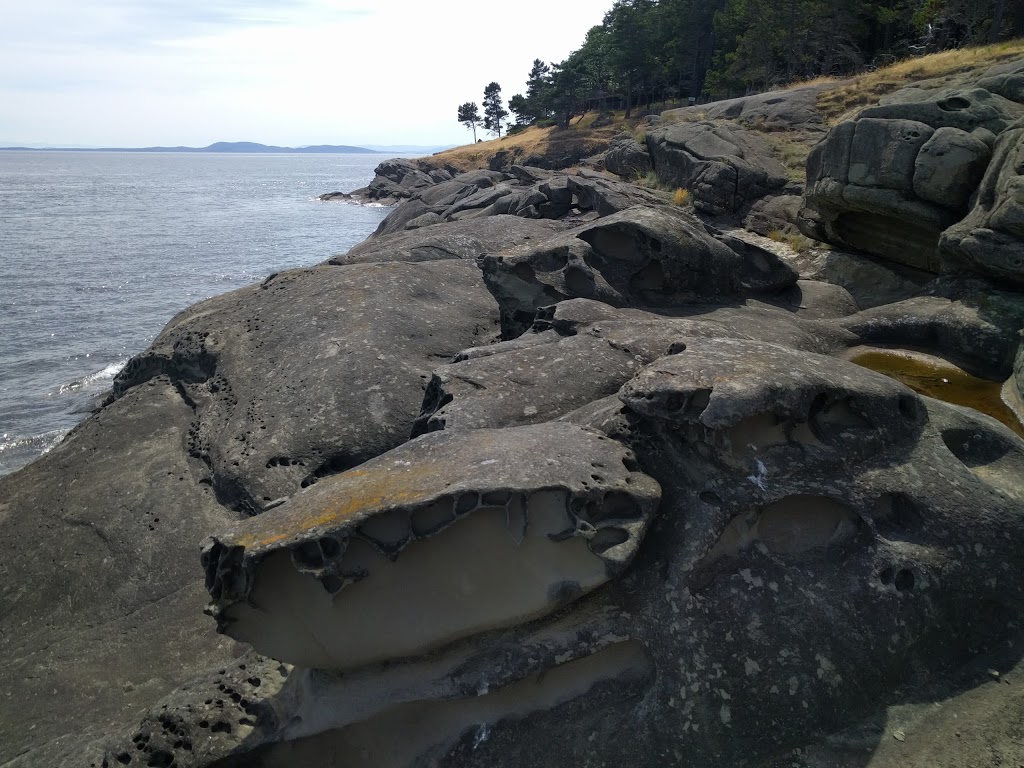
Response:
[0,141,382,154]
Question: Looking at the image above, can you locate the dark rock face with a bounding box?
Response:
[744,193,804,237]
[321,158,456,205]
[939,117,1024,285]
[646,121,789,214]
[478,206,798,337]
[604,135,653,179]
[801,83,1024,277]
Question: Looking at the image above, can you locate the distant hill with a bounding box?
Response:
[0,141,381,154]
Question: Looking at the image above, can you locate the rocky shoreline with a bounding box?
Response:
[2,60,1024,768]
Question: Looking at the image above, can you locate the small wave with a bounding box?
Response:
[317,195,394,209]
[0,429,70,474]
[54,359,127,396]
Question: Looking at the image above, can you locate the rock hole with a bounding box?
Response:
[894,569,915,592]
[482,490,512,506]
[879,567,894,585]
[873,493,924,537]
[292,541,324,570]
[629,260,666,293]
[938,95,971,111]
[513,262,536,281]
[941,428,1013,468]
[116,754,132,765]
[622,456,640,472]
[411,498,456,537]
[699,491,723,506]
[667,341,687,355]
[319,537,342,559]
[898,394,918,419]
[758,495,861,555]
[210,722,231,734]
[564,266,595,296]
[589,527,630,554]
[455,493,479,515]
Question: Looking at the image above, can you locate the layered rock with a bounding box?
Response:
[4,69,1024,768]
[801,78,1024,276]
[939,116,1024,285]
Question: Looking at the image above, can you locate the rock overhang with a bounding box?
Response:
[202,422,661,670]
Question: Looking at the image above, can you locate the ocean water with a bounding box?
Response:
[0,151,391,476]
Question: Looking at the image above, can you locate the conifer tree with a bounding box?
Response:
[457,102,481,142]
[482,82,509,137]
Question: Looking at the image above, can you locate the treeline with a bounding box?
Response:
[482,0,1023,131]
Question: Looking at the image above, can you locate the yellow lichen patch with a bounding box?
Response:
[233,439,506,550]
[850,348,1024,437]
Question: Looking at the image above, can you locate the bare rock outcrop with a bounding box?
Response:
[645,121,789,214]
[801,83,1024,276]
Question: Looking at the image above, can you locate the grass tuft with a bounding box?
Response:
[673,187,690,207]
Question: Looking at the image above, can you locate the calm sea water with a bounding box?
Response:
[0,151,391,475]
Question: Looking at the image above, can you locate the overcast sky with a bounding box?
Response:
[0,0,613,148]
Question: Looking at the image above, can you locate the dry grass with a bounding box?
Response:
[760,129,820,182]
[767,229,817,253]
[817,38,1024,124]
[429,112,634,172]
[673,187,690,206]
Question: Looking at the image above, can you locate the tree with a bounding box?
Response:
[482,82,509,137]
[457,102,481,143]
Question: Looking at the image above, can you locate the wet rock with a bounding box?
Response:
[646,121,789,214]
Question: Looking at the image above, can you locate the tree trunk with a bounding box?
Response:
[625,75,633,119]
[990,0,1007,42]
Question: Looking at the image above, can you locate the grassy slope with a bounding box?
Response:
[426,39,1024,179]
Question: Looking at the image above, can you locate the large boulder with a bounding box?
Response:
[939,116,1024,285]
[93,339,1024,768]
[201,422,661,670]
[663,84,835,134]
[328,216,569,266]
[603,135,653,179]
[478,206,798,337]
[646,121,789,214]
[0,381,242,763]
[801,86,1023,273]
[111,260,499,515]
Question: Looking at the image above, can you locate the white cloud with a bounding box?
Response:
[0,0,612,147]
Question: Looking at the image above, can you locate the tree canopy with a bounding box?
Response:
[457,102,481,142]
[461,0,1020,142]
[482,82,509,137]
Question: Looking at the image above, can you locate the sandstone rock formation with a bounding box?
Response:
[645,121,789,214]
[3,57,1024,768]
[801,67,1024,279]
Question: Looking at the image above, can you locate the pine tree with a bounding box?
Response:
[482,82,509,137]
[457,102,481,143]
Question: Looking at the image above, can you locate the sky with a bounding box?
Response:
[0,0,614,148]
